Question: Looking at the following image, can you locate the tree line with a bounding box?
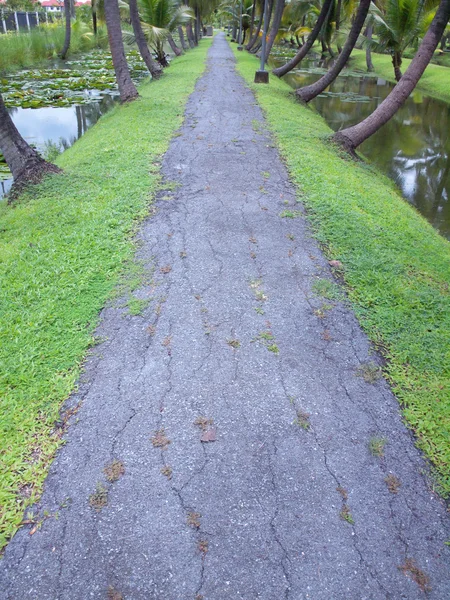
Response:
[1,0,450,196]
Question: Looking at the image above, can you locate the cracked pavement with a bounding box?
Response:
[1,33,449,599]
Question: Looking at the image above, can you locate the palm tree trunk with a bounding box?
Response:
[393,50,402,81]
[61,0,71,59]
[273,0,333,77]
[194,6,200,45]
[333,0,450,153]
[296,0,371,103]
[246,0,263,50]
[366,24,374,71]
[92,9,97,36]
[104,0,139,103]
[168,33,183,56]
[264,0,285,61]
[0,93,60,198]
[178,26,188,50]
[186,22,195,48]
[335,0,342,53]
[129,0,162,79]
[248,0,256,41]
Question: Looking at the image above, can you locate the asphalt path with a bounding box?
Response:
[1,32,449,600]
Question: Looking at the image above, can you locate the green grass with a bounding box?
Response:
[0,39,212,550]
[234,47,450,496]
[350,49,450,103]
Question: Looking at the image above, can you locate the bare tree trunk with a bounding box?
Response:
[193,6,200,45]
[264,0,285,61]
[178,26,188,50]
[92,9,97,35]
[366,23,374,71]
[0,93,60,199]
[129,0,162,79]
[333,0,450,153]
[61,0,71,59]
[104,0,139,102]
[168,33,182,56]
[186,22,195,47]
[248,0,256,41]
[296,0,371,103]
[393,50,402,81]
[273,0,333,77]
[335,0,342,53]
[246,0,264,49]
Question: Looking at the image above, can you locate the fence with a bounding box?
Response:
[0,10,62,34]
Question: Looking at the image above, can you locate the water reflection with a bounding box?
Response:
[276,58,450,239]
[1,95,116,199]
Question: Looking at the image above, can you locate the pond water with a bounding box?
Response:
[0,50,147,198]
[272,53,450,240]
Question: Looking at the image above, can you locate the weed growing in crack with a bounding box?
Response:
[369,437,387,458]
[249,236,257,244]
[89,483,108,511]
[198,539,209,556]
[321,329,332,341]
[385,474,401,494]
[104,460,125,483]
[254,306,265,315]
[107,586,123,600]
[336,486,348,500]
[314,303,333,318]
[294,409,310,430]
[227,339,241,349]
[399,559,431,592]
[147,324,156,336]
[356,362,382,384]
[286,233,295,241]
[187,511,201,529]
[179,251,187,259]
[261,171,270,179]
[160,265,172,274]
[161,465,173,480]
[339,504,354,524]
[151,429,171,450]
[250,251,256,259]
[267,344,279,354]
[280,210,302,218]
[162,335,172,347]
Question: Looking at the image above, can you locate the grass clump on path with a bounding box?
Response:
[349,49,450,103]
[234,47,450,496]
[0,39,211,550]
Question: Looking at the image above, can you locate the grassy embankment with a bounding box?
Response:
[234,47,450,497]
[0,39,212,550]
[350,49,450,103]
[0,22,108,73]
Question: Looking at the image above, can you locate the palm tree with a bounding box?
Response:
[61,0,72,59]
[0,93,60,199]
[264,0,286,60]
[273,0,334,77]
[135,0,194,66]
[333,0,450,153]
[128,0,163,78]
[105,0,139,102]
[296,0,371,102]
[370,0,428,81]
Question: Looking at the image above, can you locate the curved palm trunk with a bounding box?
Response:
[273,0,333,77]
[248,0,256,41]
[178,26,188,50]
[246,17,262,50]
[333,0,450,153]
[104,0,138,103]
[264,0,285,61]
[61,0,71,59]
[168,33,183,56]
[0,93,60,199]
[366,24,374,71]
[129,0,162,79]
[296,0,371,103]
